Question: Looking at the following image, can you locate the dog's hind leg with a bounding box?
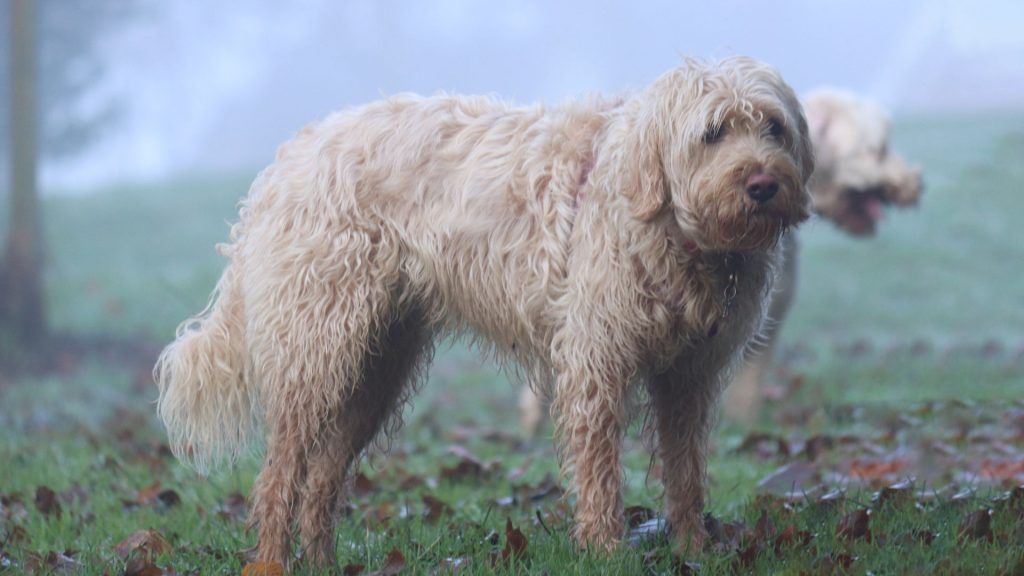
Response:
[248,395,315,565]
[246,227,403,566]
[297,309,432,567]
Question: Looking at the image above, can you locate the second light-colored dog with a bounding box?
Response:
[521,89,923,432]
[722,89,922,420]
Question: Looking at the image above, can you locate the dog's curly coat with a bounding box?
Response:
[155,56,813,567]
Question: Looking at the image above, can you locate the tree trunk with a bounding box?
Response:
[1,0,46,351]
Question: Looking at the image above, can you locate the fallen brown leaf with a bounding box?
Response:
[241,561,285,576]
[124,556,166,576]
[398,473,428,491]
[114,529,173,562]
[754,509,776,542]
[422,495,452,525]
[501,518,528,561]
[979,459,1024,482]
[362,502,395,528]
[1,493,28,522]
[23,550,81,575]
[440,458,488,482]
[817,552,856,573]
[847,458,907,483]
[892,529,937,546]
[735,432,790,460]
[352,472,376,497]
[124,482,181,512]
[367,548,406,576]
[800,434,835,460]
[137,482,163,503]
[510,473,564,506]
[34,486,62,518]
[3,524,29,546]
[958,508,994,542]
[736,539,760,569]
[342,563,365,575]
[772,524,814,554]
[836,508,872,543]
[642,548,699,575]
[215,492,248,522]
[441,445,500,481]
[156,489,181,508]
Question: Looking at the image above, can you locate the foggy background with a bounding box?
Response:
[3,0,1023,192]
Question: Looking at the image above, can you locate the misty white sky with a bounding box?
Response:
[42,0,1024,190]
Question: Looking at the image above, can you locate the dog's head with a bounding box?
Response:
[803,89,923,236]
[614,57,813,252]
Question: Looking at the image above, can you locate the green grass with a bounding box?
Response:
[787,113,1024,344]
[2,113,1024,573]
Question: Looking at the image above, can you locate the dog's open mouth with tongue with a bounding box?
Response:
[835,185,890,236]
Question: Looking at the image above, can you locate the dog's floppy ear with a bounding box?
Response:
[617,104,668,221]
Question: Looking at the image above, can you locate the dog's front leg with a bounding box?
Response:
[553,351,629,551]
[648,363,717,554]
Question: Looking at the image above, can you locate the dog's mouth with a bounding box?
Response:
[708,197,807,252]
[833,186,890,236]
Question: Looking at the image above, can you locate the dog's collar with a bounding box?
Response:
[719,252,741,320]
[707,252,742,338]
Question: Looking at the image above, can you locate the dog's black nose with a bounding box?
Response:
[745,172,778,203]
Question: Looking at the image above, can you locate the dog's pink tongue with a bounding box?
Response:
[866,197,885,221]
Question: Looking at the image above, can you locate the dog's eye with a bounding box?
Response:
[766,117,785,141]
[702,124,725,145]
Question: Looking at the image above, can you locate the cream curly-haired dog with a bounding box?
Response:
[155,56,813,567]
[520,89,925,432]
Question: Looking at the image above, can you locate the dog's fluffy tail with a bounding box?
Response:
[154,257,258,474]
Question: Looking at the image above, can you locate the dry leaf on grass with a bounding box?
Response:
[367,548,406,576]
[114,529,173,562]
[34,486,62,518]
[958,509,994,542]
[422,494,452,525]
[342,563,365,575]
[352,472,377,497]
[241,561,285,576]
[124,556,166,576]
[501,518,528,560]
[836,508,872,543]
[23,550,81,575]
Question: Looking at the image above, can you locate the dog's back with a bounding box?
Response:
[156,93,616,470]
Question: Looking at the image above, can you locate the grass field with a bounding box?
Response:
[1,113,1023,574]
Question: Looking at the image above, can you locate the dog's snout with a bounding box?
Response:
[745,172,778,203]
